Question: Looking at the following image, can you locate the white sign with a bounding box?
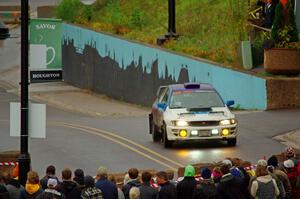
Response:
[10,102,46,138]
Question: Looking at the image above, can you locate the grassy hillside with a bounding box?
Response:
[56,0,254,67]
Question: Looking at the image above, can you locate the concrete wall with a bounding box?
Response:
[62,24,267,110]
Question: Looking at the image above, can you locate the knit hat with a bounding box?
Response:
[84,175,95,188]
[184,165,195,177]
[257,159,267,167]
[285,147,295,159]
[201,168,211,179]
[47,178,58,188]
[222,159,232,168]
[283,159,294,168]
[267,156,278,167]
[212,167,222,179]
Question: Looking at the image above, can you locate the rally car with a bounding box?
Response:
[149,83,238,148]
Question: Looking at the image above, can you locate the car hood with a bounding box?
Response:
[164,107,234,121]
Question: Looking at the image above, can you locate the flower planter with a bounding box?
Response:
[264,48,300,75]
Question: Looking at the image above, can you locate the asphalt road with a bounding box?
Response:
[1,87,300,177]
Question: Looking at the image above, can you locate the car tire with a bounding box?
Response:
[162,125,172,148]
[227,138,237,146]
[151,121,161,142]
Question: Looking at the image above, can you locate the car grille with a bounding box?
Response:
[189,121,219,127]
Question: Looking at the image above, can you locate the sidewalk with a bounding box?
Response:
[0,65,149,118]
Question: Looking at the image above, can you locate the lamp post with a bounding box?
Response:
[157,0,178,45]
[18,0,30,186]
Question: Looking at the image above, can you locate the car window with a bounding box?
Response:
[156,86,167,99]
[169,90,224,109]
[159,88,169,103]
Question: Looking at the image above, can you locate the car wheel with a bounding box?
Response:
[162,125,172,148]
[151,121,161,142]
[227,138,237,146]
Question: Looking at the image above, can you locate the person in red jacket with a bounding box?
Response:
[283,159,300,199]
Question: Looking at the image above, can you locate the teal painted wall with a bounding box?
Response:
[63,24,267,110]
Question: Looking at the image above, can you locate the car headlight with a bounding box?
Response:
[220,119,236,125]
[176,120,188,127]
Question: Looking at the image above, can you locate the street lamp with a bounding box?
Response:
[157,0,178,45]
[18,0,97,186]
[19,0,30,186]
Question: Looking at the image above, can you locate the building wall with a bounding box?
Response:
[62,24,267,110]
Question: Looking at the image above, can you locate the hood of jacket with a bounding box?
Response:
[61,181,78,192]
[256,174,273,183]
[184,165,195,177]
[220,173,234,183]
[127,179,141,187]
[25,183,40,195]
[7,178,21,188]
[45,188,62,196]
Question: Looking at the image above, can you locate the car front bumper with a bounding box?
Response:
[166,125,237,141]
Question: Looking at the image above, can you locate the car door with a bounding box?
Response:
[152,86,168,126]
[156,88,170,127]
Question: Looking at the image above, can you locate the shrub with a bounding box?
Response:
[55,0,82,23]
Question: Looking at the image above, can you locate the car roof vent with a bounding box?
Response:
[184,83,200,89]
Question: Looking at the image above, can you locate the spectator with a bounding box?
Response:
[192,167,217,199]
[156,171,177,199]
[283,159,300,198]
[95,166,118,199]
[0,172,10,199]
[12,165,19,180]
[250,160,280,199]
[212,167,222,185]
[122,168,141,199]
[36,178,65,199]
[263,0,276,28]
[108,175,125,199]
[81,175,103,199]
[2,172,22,199]
[73,169,85,190]
[285,147,300,166]
[40,165,60,190]
[56,168,81,199]
[177,165,197,199]
[165,170,177,187]
[139,171,157,199]
[216,164,248,199]
[129,187,140,199]
[19,171,43,199]
[267,155,292,199]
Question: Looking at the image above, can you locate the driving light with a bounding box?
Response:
[191,130,198,136]
[222,129,229,136]
[211,129,219,135]
[231,119,237,124]
[179,130,188,137]
[176,120,188,127]
[220,120,230,125]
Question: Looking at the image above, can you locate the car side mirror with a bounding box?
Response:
[226,100,235,107]
[157,102,167,111]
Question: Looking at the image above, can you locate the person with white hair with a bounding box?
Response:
[95,166,118,199]
[129,187,140,199]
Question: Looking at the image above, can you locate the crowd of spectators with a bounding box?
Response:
[0,146,300,199]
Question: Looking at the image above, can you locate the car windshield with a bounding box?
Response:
[169,90,225,109]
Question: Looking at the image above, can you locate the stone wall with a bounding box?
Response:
[267,78,300,109]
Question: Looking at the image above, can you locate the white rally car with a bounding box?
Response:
[149,83,238,148]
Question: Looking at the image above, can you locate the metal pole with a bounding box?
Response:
[19,0,30,186]
[168,0,176,35]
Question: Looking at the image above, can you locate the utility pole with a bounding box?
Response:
[19,0,30,186]
[167,0,176,37]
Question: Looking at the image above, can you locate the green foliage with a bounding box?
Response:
[55,0,82,23]
[56,0,251,66]
[272,0,299,47]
